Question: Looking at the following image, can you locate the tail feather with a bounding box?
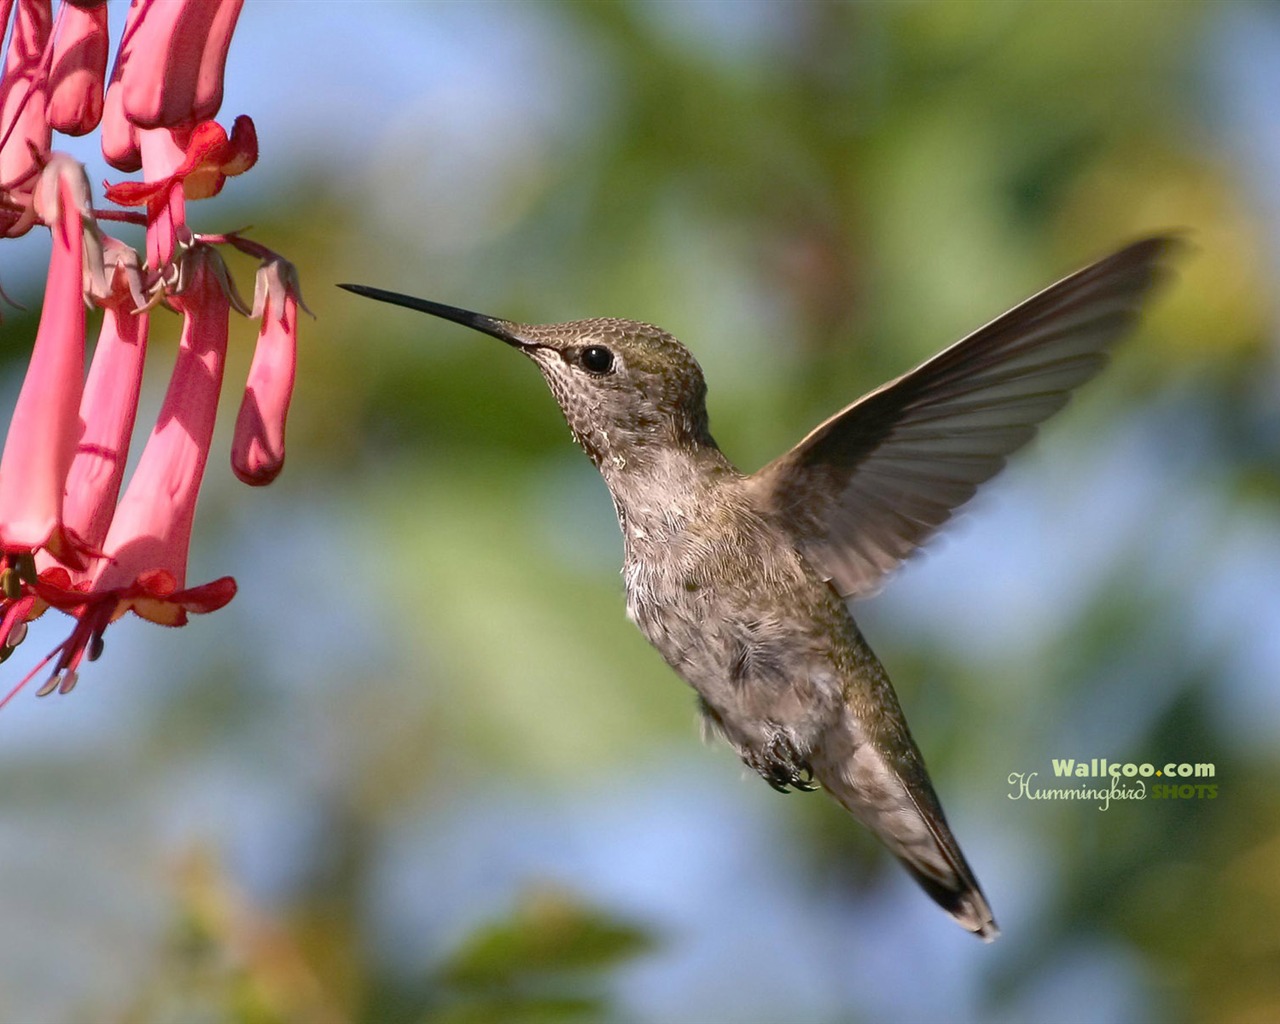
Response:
[813,709,999,942]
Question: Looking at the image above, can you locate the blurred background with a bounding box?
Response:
[2,1,1279,1021]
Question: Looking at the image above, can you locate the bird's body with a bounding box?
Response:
[340,235,1176,942]
[616,454,996,935]
[549,333,1000,938]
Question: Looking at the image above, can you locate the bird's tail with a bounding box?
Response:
[812,704,999,942]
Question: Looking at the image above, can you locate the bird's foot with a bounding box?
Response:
[750,732,818,794]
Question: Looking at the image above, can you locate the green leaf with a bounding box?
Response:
[437,886,653,992]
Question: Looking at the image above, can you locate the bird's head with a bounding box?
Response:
[339,286,715,470]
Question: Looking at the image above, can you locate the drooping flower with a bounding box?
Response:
[6,245,240,702]
[0,0,53,225]
[47,0,109,136]
[0,0,301,704]
[59,239,149,551]
[100,0,244,172]
[96,244,230,601]
[233,258,303,485]
[0,156,95,568]
[116,0,242,130]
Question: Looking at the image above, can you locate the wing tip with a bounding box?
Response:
[1108,231,1189,290]
[957,891,1001,943]
[901,858,1001,942]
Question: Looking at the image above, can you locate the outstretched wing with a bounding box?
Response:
[748,236,1177,599]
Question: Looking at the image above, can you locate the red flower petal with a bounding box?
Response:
[101,176,167,206]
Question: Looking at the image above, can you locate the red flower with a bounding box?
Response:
[47,0,109,136]
[1,0,298,704]
[114,0,243,131]
[233,258,303,485]
[2,247,240,704]
[0,0,53,225]
[0,157,94,568]
[60,239,149,553]
[94,246,232,605]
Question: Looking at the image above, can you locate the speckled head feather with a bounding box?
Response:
[512,318,715,467]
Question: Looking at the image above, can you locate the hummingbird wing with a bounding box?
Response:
[812,702,1000,941]
[748,236,1177,599]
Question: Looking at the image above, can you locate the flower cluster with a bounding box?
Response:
[0,1,302,704]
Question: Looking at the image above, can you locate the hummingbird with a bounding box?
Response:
[339,236,1174,942]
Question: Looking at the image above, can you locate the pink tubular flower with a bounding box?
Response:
[233,258,302,485]
[118,0,241,130]
[0,0,53,210]
[95,245,230,603]
[59,239,149,551]
[0,156,92,567]
[4,246,239,702]
[47,0,109,136]
[1,0,298,704]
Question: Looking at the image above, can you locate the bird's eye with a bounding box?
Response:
[580,345,615,374]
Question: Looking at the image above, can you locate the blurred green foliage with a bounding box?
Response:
[2,2,1279,1022]
[432,885,653,1022]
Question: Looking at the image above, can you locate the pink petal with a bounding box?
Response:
[0,592,37,649]
[177,117,257,200]
[219,114,257,176]
[30,563,85,610]
[171,118,228,200]
[171,119,228,176]
[128,570,236,626]
[100,175,163,206]
[47,0,108,135]
[103,122,219,209]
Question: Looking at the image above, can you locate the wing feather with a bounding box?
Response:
[748,237,1177,598]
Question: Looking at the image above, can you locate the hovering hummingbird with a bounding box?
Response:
[340,236,1174,941]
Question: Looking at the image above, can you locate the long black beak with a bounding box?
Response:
[337,284,527,347]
